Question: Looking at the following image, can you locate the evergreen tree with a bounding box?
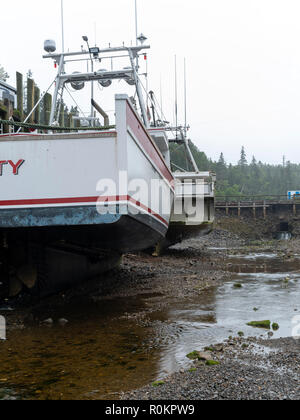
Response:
[218,152,226,166]
[0,65,9,82]
[216,153,227,180]
[238,146,247,167]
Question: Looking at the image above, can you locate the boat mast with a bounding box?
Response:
[133,0,149,128]
[128,49,149,128]
[135,0,138,47]
[49,54,65,125]
[135,0,139,71]
[183,58,199,172]
[177,57,199,173]
[47,0,150,128]
[49,1,66,126]
[82,36,95,126]
[184,58,187,138]
[175,55,178,140]
[61,0,65,54]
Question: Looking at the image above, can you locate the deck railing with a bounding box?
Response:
[216,195,300,204]
[215,195,300,218]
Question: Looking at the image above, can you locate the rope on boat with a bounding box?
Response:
[0,119,116,132]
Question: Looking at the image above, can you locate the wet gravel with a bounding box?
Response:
[119,226,300,401]
[121,337,300,400]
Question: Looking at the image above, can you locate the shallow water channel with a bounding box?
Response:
[0,249,299,400]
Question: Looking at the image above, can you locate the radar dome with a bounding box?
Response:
[44,40,56,53]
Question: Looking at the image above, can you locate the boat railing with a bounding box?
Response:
[0,119,116,136]
[175,181,214,198]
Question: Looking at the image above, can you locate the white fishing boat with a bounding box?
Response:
[168,122,216,246]
[0,37,175,296]
[145,57,216,252]
[149,126,215,252]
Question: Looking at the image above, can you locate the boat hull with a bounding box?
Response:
[0,95,174,297]
[0,95,174,253]
[0,211,165,299]
[3,209,167,253]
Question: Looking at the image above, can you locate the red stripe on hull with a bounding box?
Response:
[0,195,169,228]
[126,102,174,186]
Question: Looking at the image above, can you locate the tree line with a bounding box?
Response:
[170,143,299,198]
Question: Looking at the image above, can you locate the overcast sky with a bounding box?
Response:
[1,0,300,164]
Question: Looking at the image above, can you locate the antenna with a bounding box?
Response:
[135,0,138,46]
[175,55,178,139]
[61,0,65,53]
[184,58,187,138]
[134,0,140,70]
[160,74,163,117]
[94,22,97,46]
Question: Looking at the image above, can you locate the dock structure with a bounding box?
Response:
[0,80,17,131]
[0,72,77,134]
[215,196,300,219]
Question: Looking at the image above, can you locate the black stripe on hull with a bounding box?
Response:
[0,206,168,253]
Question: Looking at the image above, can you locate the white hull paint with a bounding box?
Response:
[163,172,215,248]
[171,172,215,226]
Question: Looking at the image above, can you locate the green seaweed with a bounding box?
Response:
[206,360,220,366]
[247,320,271,329]
[186,351,200,360]
[152,381,165,387]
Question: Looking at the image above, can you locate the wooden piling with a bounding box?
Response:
[34,86,40,123]
[2,99,13,133]
[253,202,256,219]
[59,104,65,127]
[16,72,23,121]
[27,78,35,123]
[67,112,74,128]
[43,93,52,125]
[263,201,267,219]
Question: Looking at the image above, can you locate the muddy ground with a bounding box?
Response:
[3,228,238,331]
[1,215,300,400]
